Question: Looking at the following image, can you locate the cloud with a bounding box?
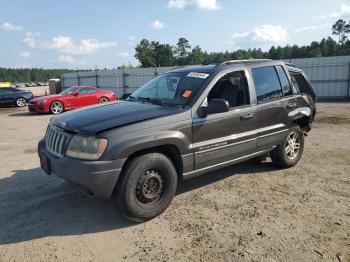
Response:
[314,4,350,20]
[252,25,288,43]
[116,52,129,57]
[294,23,330,33]
[230,25,288,46]
[150,20,167,29]
[128,36,137,46]
[232,32,250,39]
[167,0,221,10]
[19,51,30,59]
[0,22,23,31]
[47,36,117,54]
[57,55,76,64]
[21,32,41,48]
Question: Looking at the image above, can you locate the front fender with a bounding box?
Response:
[103,130,191,160]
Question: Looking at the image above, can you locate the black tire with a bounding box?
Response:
[15,97,27,107]
[270,125,304,168]
[49,101,64,114]
[114,153,177,222]
[98,97,109,103]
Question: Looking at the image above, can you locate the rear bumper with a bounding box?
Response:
[38,139,126,199]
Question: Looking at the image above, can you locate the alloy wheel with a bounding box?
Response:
[16,98,26,107]
[99,97,109,103]
[50,101,63,114]
[285,131,301,160]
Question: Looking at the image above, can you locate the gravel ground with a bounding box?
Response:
[0,103,349,262]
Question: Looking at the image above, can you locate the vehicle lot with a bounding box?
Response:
[0,103,349,261]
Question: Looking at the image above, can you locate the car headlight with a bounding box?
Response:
[66,135,108,160]
[38,99,47,105]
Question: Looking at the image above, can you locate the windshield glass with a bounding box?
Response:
[60,86,76,95]
[130,72,209,106]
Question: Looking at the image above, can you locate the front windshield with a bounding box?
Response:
[130,72,210,106]
[60,86,76,95]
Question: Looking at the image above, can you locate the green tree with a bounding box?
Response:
[134,39,157,67]
[332,19,350,44]
[175,38,191,65]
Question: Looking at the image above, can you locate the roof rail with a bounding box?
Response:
[215,59,272,67]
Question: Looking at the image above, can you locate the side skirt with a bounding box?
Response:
[182,147,275,180]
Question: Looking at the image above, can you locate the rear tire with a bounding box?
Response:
[114,153,177,222]
[99,97,109,103]
[15,97,27,107]
[270,125,304,168]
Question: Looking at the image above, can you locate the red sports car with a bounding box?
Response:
[28,86,117,114]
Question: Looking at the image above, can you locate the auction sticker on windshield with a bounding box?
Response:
[187,72,210,79]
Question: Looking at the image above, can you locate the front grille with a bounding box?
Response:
[45,126,70,157]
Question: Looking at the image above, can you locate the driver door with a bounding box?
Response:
[192,70,257,170]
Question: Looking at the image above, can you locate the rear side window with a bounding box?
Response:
[276,66,293,96]
[252,67,282,103]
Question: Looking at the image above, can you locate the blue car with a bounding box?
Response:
[0,88,33,107]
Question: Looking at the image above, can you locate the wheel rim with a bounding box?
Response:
[99,98,108,103]
[16,98,26,107]
[135,169,166,205]
[285,131,301,160]
[51,102,63,114]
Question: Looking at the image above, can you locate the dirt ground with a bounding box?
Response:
[0,103,349,262]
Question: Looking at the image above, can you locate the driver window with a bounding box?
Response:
[206,71,250,108]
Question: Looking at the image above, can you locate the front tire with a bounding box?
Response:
[50,101,64,114]
[270,125,304,168]
[114,153,177,222]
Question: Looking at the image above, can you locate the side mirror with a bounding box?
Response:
[72,91,79,96]
[198,98,229,117]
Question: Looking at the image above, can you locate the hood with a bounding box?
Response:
[51,101,181,135]
[31,94,62,102]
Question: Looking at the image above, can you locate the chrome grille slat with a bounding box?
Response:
[45,126,70,157]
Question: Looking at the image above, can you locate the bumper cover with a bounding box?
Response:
[38,140,126,199]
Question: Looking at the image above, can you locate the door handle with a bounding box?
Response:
[240,113,254,120]
[287,102,297,109]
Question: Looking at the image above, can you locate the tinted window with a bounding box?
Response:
[0,88,13,93]
[207,71,249,108]
[252,67,283,103]
[79,88,96,94]
[276,66,292,96]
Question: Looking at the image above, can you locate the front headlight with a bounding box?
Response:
[38,99,47,105]
[66,135,108,160]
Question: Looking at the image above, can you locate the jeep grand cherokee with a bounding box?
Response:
[38,59,316,222]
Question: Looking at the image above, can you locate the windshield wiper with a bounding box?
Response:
[137,97,164,106]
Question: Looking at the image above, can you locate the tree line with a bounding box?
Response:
[135,19,350,67]
[0,68,76,83]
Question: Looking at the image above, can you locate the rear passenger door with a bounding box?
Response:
[251,66,293,150]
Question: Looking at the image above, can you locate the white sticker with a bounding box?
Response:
[187,72,210,79]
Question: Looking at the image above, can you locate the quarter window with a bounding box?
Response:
[276,66,293,96]
[252,66,283,103]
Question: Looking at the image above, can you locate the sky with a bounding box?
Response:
[0,0,349,69]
